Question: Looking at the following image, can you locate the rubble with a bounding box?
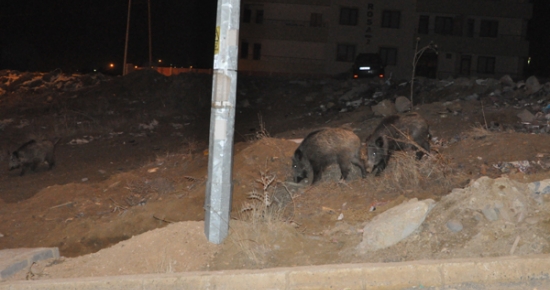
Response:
[0,69,109,95]
[4,69,550,131]
[4,69,550,152]
[445,219,463,232]
[517,109,536,122]
[285,74,550,139]
[371,99,396,116]
[394,96,411,113]
[525,75,542,95]
[499,74,515,88]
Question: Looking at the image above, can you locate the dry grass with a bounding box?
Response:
[244,113,271,141]
[24,132,52,143]
[230,168,298,266]
[126,177,175,195]
[123,177,175,207]
[151,138,203,168]
[52,114,123,138]
[463,124,492,140]
[180,138,203,157]
[369,150,466,196]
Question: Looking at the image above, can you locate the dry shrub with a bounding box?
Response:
[370,150,465,195]
[230,169,297,266]
[244,113,270,141]
[239,169,293,225]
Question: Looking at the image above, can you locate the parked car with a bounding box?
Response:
[352,53,385,79]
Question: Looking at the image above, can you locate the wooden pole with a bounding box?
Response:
[148,0,152,67]
[123,0,132,75]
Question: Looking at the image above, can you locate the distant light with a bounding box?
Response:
[158,59,162,63]
[190,66,193,69]
[528,57,531,65]
[359,66,371,70]
[134,65,138,68]
[93,69,97,72]
[109,63,114,68]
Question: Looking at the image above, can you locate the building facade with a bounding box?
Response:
[238,0,532,80]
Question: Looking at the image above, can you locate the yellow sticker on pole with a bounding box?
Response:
[214,26,220,55]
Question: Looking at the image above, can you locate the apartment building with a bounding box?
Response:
[238,0,532,80]
[417,0,532,79]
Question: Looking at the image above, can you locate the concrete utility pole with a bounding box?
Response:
[205,0,240,244]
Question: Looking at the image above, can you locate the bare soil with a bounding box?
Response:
[1,70,550,281]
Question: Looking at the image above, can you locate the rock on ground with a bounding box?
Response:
[356,198,435,253]
[372,99,397,117]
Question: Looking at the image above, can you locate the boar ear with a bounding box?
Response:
[294,149,303,160]
[375,136,384,147]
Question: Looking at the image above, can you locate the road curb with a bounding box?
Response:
[1,254,549,289]
[0,248,59,280]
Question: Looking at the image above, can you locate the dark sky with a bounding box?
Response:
[1,1,549,76]
[0,0,217,73]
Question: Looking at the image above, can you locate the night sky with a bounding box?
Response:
[1,0,550,77]
[0,0,217,73]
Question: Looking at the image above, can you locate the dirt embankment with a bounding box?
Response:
[1,69,550,281]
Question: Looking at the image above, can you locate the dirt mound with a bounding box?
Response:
[8,221,218,280]
[2,71,550,282]
[342,176,550,264]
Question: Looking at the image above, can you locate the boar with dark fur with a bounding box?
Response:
[8,138,59,176]
[292,128,366,185]
[365,113,430,175]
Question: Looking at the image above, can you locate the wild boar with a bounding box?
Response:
[292,127,366,185]
[365,113,430,175]
[8,138,60,176]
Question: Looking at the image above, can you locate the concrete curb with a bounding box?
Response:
[1,254,549,289]
[0,248,60,280]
